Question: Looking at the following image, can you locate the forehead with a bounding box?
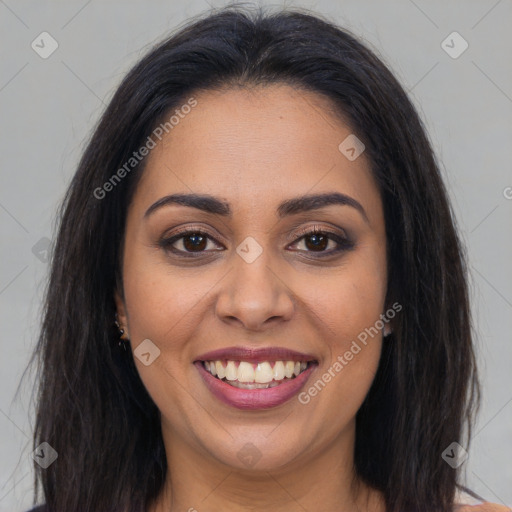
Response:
[131,84,381,222]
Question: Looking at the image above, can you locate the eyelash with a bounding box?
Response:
[158,225,354,259]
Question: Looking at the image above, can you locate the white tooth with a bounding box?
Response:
[273,361,285,380]
[227,380,272,389]
[300,361,307,372]
[225,361,237,381]
[284,361,295,378]
[237,361,255,382]
[215,361,225,379]
[294,362,301,376]
[255,362,274,383]
[209,361,217,376]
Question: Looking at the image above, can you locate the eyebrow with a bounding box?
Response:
[144,192,368,223]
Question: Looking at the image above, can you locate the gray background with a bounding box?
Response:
[0,0,511,510]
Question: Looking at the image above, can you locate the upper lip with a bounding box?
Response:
[195,346,317,364]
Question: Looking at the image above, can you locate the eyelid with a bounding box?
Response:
[288,223,349,243]
[161,224,224,244]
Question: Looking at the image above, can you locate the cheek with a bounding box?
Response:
[120,256,217,418]
[121,250,221,356]
[299,255,387,343]
[297,267,385,432]
[298,250,386,398]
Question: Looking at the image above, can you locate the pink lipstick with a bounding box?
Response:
[194,346,318,410]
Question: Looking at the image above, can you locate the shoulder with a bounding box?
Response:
[454,503,512,512]
[454,487,511,512]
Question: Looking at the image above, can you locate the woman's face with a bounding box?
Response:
[115,84,388,473]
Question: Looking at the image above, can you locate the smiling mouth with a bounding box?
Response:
[201,360,316,389]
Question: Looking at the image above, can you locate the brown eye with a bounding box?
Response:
[159,227,354,259]
[301,232,330,251]
[159,230,223,256]
[289,228,355,256]
[181,233,208,252]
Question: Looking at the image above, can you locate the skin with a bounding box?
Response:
[115,84,389,512]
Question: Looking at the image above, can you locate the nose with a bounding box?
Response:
[215,250,295,332]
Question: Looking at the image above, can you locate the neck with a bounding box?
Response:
[148,421,385,512]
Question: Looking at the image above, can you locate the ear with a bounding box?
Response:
[114,288,129,338]
[383,322,392,337]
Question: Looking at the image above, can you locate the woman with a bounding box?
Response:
[23,5,510,512]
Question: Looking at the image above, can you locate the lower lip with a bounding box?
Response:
[195,361,317,410]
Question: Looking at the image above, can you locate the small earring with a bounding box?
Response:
[114,313,129,350]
